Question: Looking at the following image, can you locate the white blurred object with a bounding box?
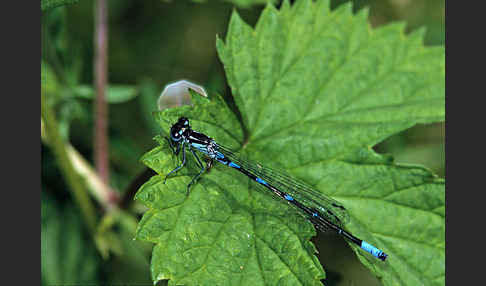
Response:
[157,80,207,111]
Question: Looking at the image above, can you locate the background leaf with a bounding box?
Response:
[41,192,100,286]
[73,84,139,104]
[190,0,277,9]
[41,0,79,12]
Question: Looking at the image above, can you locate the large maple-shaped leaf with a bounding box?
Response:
[135,0,445,285]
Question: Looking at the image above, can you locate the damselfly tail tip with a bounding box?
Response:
[378,252,388,261]
[360,241,388,261]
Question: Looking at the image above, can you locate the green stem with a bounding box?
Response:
[42,120,120,210]
[41,96,98,234]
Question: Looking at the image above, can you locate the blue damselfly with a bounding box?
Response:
[164,117,387,261]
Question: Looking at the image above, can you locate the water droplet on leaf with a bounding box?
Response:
[157,79,207,111]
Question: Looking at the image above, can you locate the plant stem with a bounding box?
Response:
[94,0,109,184]
[41,120,120,210]
[41,100,98,234]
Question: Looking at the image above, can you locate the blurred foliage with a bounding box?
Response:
[41,0,79,12]
[41,0,444,286]
[41,191,100,285]
[194,0,278,9]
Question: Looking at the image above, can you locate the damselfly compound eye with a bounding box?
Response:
[170,127,182,141]
[177,117,189,127]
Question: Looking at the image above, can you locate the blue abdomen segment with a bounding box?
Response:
[284,194,294,201]
[360,241,388,261]
[216,151,225,159]
[255,177,268,186]
[228,162,240,169]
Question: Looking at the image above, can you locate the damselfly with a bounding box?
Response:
[164,117,388,261]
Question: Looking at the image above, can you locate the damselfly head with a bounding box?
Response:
[177,117,190,127]
[170,117,190,142]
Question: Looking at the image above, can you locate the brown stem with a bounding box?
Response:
[94,0,109,183]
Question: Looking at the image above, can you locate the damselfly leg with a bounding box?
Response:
[206,158,214,172]
[165,137,175,153]
[164,141,186,183]
[186,146,206,194]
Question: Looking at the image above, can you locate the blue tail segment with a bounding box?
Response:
[360,241,388,261]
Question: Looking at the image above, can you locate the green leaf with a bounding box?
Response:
[73,84,139,104]
[41,0,79,11]
[41,193,100,285]
[136,0,445,285]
